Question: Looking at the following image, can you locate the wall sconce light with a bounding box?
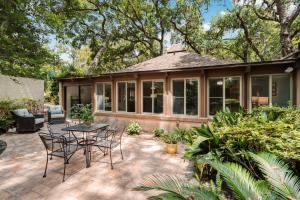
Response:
[284,67,293,73]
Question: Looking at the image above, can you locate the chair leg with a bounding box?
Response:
[43,153,49,178]
[63,159,66,182]
[109,148,113,170]
[120,144,123,160]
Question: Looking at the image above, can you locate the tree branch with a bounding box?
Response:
[236,10,265,61]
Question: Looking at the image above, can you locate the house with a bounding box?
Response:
[57,44,300,131]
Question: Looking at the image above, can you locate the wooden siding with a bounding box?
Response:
[59,63,297,131]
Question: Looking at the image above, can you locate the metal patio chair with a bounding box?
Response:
[39,132,79,182]
[93,126,125,169]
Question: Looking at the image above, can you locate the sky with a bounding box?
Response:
[51,1,233,62]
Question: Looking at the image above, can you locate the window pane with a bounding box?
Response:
[209,79,223,115]
[186,79,198,115]
[104,83,112,111]
[118,82,126,111]
[173,80,184,114]
[127,83,135,112]
[225,77,240,112]
[154,82,163,114]
[143,81,152,113]
[272,75,290,107]
[96,83,104,110]
[251,76,269,108]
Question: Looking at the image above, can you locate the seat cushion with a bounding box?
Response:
[13,109,31,117]
[48,105,63,114]
[35,118,44,124]
[51,114,64,118]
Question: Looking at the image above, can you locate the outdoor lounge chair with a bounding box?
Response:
[11,109,44,133]
[47,105,65,123]
[39,132,79,182]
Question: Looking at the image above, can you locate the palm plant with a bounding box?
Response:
[134,152,300,200]
[133,174,221,200]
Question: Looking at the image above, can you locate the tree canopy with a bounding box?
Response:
[0,0,299,77]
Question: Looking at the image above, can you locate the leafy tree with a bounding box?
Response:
[0,0,56,78]
[235,0,300,57]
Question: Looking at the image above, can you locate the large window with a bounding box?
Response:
[96,83,112,111]
[172,79,198,116]
[208,77,241,115]
[142,81,164,114]
[251,74,291,108]
[117,82,136,112]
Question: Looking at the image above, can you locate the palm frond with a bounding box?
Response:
[207,160,263,200]
[250,152,300,200]
[133,174,219,200]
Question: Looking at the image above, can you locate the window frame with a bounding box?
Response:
[141,79,165,115]
[249,73,293,110]
[207,76,242,117]
[116,81,137,113]
[95,82,113,112]
[171,77,200,117]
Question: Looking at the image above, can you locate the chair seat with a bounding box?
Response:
[50,144,78,158]
[51,114,64,118]
[35,118,45,124]
[94,140,119,148]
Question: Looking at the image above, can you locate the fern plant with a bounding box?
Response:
[134,152,300,200]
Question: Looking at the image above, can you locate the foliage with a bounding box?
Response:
[184,106,300,180]
[0,0,56,78]
[161,131,182,144]
[153,128,164,137]
[126,121,142,135]
[134,174,220,200]
[70,104,93,123]
[134,152,300,200]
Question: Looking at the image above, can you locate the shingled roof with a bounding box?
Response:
[115,44,236,74]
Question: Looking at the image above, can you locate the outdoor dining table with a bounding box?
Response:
[61,123,109,168]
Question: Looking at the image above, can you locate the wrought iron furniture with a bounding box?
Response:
[62,123,109,168]
[47,105,65,123]
[11,109,44,133]
[93,126,125,169]
[39,132,79,182]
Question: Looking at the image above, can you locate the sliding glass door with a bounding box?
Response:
[64,85,92,118]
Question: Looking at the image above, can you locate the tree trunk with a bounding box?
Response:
[88,41,109,74]
[280,22,293,56]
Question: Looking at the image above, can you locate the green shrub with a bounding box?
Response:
[126,121,142,135]
[152,128,164,137]
[161,131,182,144]
[184,106,300,178]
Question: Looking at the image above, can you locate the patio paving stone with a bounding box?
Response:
[0,131,191,199]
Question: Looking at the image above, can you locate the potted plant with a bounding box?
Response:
[70,104,94,125]
[81,104,94,125]
[162,132,181,154]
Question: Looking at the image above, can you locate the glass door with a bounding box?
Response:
[64,85,92,118]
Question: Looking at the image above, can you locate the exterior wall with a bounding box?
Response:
[0,74,44,100]
[60,62,297,132]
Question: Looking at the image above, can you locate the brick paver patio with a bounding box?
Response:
[0,129,190,200]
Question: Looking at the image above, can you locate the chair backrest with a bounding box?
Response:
[12,109,33,117]
[48,105,63,114]
[39,132,66,152]
[47,121,69,136]
[110,126,126,144]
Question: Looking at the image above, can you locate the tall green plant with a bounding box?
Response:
[134,152,300,200]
